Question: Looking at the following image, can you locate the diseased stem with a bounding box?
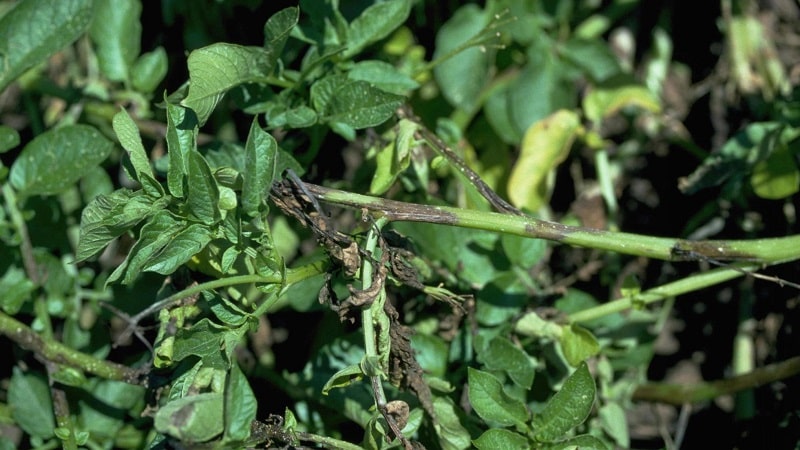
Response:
[302,183,800,264]
[633,356,800,405]
[0,312,144,384]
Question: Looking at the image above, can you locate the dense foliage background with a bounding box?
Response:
[1,0,799,449]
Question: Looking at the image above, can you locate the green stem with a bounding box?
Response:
[633,356,800,405]
[361,217,389,399]
[0,312,143,384]
[303,183,800,263]
[295,432,365,450]
[567,262,761,323]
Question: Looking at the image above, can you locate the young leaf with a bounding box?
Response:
[154,393,225,443]
[433,4,489,113]
[0,267,36,314]
[321,364,364,395]
[0,0,93,92]
[112,109,163,196]
[0,125,20,153]
[532,362,596,443]
[344,0,412,58]
[264,6,299,50]
[582,76,661,124]
[559,324,600,367]
[9,368,55,439]
[186,150,221,224]
[242,118,277,216]
[132,46,168,93]
[224,364,258,442]
[473,429,529,449]
[89,0,142,82]
[9,125,114,197]
[507,110,581,211]
[165,100,198,198]
[467,368,530,428]
[182,44,277,125]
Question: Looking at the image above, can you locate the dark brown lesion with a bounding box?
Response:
[670,240,759,262]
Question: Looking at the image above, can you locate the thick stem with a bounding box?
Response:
[303,183,800,264]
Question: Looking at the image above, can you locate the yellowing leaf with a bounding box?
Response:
[750,142,800,200]
[583,78,661,124]
[507,110,581,211]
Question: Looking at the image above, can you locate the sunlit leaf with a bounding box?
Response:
[507,110,581,211]
[0,267,35,314]
[0,125,20,153]
[750,139,799,199]
[165,100,198,198]
[186,150,221,224]
[224,364,257,442]
[533,362,596,442]
[132,47,168,93]
[154,393,225,442]
[473,429,529,449]
[311,75,404,129]
[142,223,214,275]
[9,125,113,197]
[477,336,535,390]
[344,0,412,58]
[182,44,277,125]
[559,324,600,367]
[89,0,141,82]
[432,396,472,450]
[468,368,529,428]
[242,118,277,216]
[0,0,93,91]
[583,76,661,124]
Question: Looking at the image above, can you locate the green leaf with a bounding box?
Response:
[107,211,184,285]
[311,75,404,129]
[0,267,36,314]
[224,364,257,442]
[0,0,93,92]
[242,118,277,216]
[501,234,547,269]
[344,0,412,58]
[750,138,800,199]
[76,189,167,261]
[171,319,231,369]
[80,380,146,440]
[476,273,529,326]
[432,396,472,450]
[582,76,661,124]
[142,223,214,275]
[112,109,163,196]
[186,150,221,224]
[533,362,596,442]
[507,110,581,211]
[349,60,419,95]
[89,0,142,82]
[9,368,54,439]
[478,336,535,390]
[541,434,608,450]
[181,44,277,125]
[561,38,622,83]
[410,333,449,378]
[264,7,298,50]
[154,393,225,443]
[433,4,489,112]
[599,402,629,449]
[131,46,168,93]
[0,125,20,153]
[9,125,114,197]
[473,429,529,449]
[559,324,600,367]
[467,368,529,428]
[165,100,198,198]
[321,364,364,395]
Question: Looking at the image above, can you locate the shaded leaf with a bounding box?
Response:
[478,336,535,390]
[0,125,20,153]
[165,100,198,198]
[433,4,488,112]
[542,434,608,449]
[0,0,93,91]
[132,47,168,93]
[89,0,141,82]
[507,110,581,211]
[106,211,184,285]
[0,267,36,314]
[182,44,277,125]
[432,396,472,450]
[171,319,231,369]
[186,150,221,224]
[321,364,364,394]
[154,393,225,443]
[142,223,214,275]
[345,0,412,58]
[9,368,54,439]
[599,402,629,449]
[242,118,277,216]
[533,362,596,442]
[468,368,529,428]
[311,75,403,129]
[349,60,419,95]
[9,125,113,197]
[264,7,298,50]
